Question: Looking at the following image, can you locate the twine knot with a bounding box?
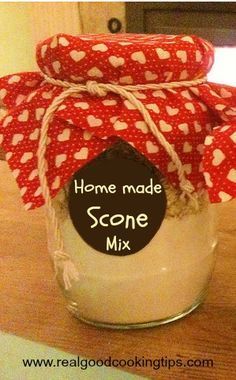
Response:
[86,80,107,97]
[179,179,195,194]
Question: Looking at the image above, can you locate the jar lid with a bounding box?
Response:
[36,33,214,85]
[0,33,235,210]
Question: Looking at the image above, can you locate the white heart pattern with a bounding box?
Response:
[26,80,38,88]
[52,61,61,74]
[119,76,133,84]
[2,115,13,128]
[159,120,172,132]
[87,115,103,127]
[28,169,38,181]
[164,72,173,81]
[181,90,192,100]
[20,187,27,196]
[41,45,48,58]
[135,121,148,134]
[225,108,236,116]
[220,88,232,98]
[156,48,170,59]
[215,104,226,111]
[194,121,202,133]
[12,169,20,179]
[52,176,60,190]
[27,91,37,102]
[218,191,232,202]
[5,152,12,160]
[152,90,166,99]
[199,102,208,112]
[34,187,42,197]
[119,42,133,46]
[204,172,213,187]
[55,154,67,168]
[181,36,194,44]
[74,147,89,160]
[24,202,33,211]
[0,88,7,99]
[110,116,119,124]
[83,131,93,141]
[176,50,187,63]
[12,134,24,146]
[185,102,195,114]
[178,123,189,135]
[20,152,33,164]
[57,128,71,142]
[197,144,204,154]
[42,91,53,99]
[183,142,192,153]
[212,149,225,166]
[35,108,45,121]
[230,132,236,143]
[29,128,39,141]
[8,75,21,84]
[145,71,158,81]
[108,56,125,68]
[74,102,89,110]
[195,50,202,62]
[18,110,29,122]
[87,67,103,78]
[146,141,159,154]
[16,94,26,105]
[131,51,146,64]
[69,50,86,62]
[50,36,58,48]
[146,104,160,114]
[102,100,117,106]
[227,169,236,183]
[58,105,66,111]
[220,125,230,132]
[113,120,128,131]
[179,70,188,80]
[59,37,69,46]
[166,106,179,116]
[204,135,213,145]
[92,43,108,52]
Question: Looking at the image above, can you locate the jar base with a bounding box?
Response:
[66,289,207,330]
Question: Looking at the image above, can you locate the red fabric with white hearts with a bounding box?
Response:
[0,33,235,210]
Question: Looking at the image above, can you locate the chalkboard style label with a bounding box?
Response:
[68,142,166,256]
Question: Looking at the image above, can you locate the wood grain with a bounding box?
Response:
[79,2,126,33]
[29,2,81,45]
[0,161,235,379]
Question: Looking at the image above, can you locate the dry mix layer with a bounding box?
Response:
[52,140,208,222]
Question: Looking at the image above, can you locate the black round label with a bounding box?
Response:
[68,143,166,256]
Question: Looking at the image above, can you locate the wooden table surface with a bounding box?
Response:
[0,161,235,379]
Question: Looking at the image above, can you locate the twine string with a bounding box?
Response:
[37,75,206,289]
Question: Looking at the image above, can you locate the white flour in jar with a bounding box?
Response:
[50,186,217,325]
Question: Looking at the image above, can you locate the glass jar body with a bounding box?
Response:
[46,190,217,329]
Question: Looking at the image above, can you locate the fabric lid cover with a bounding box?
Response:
[0,33,235,210]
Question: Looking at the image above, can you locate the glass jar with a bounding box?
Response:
[47,142,218,329]
[3,32,231,330]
